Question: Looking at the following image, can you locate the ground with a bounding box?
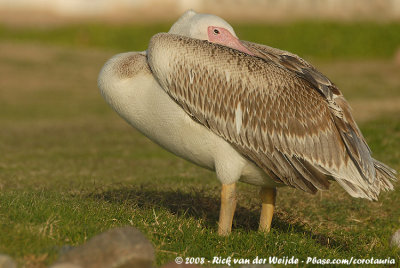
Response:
[0,22,399,267]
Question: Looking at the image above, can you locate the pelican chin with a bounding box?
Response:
[98,10,397,236]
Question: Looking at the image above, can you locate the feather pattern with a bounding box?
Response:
[241,40,377,182]
[147,33,396,200]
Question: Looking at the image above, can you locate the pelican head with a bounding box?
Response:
[169,10,253,55]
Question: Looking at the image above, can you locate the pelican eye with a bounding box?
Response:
[213,29,220,35]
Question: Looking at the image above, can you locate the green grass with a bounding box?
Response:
[0,23,399,267]
[236,22,400,59]
[0,115,399,267]
[1,21,400,59]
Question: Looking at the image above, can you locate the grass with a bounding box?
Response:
[1,21,400,59]
[0,21,399,267]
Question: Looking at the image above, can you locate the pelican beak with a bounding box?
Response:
[230,38,254,56]
[207,26,254,56]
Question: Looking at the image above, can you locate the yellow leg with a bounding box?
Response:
[259,187,276,232]
[218,183,237,236]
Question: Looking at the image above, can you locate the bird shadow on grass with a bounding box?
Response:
[88,185,349,251]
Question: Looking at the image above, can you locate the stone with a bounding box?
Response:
[390,229,400,248]
[52,226,154,268]
[58,245,75,256]
[0,254,16,268]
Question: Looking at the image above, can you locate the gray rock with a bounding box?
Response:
[58,245,75,256]
[0,254,16,268]
[390,229,400,248]
[53,227,154,268]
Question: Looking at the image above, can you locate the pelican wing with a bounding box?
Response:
[240,40,381,182]
[147,33,395,199]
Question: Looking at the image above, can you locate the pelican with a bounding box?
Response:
[98,10,396,235]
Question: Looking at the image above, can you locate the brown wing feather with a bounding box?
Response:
[147,33,396,199]
[241,40,378,182]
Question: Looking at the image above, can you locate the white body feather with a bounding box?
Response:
[98,52,278,187]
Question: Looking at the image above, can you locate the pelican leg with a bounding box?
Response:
[218,183,237,236]
[259,187,276,232]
